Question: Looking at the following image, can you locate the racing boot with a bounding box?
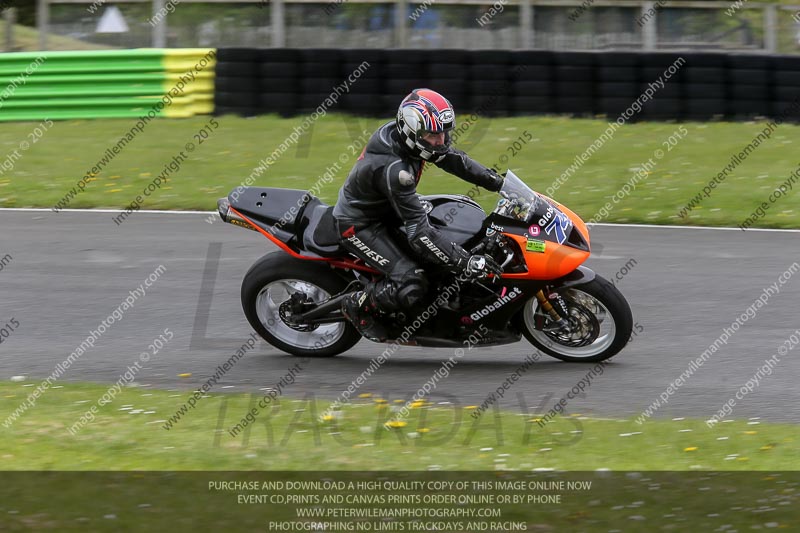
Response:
[341,290,388,342]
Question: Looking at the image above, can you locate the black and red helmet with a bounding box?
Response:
[396,89,456,161]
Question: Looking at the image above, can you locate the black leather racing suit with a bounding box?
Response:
[332,121,503,313]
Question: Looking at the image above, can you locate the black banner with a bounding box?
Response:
[0,471,797,531]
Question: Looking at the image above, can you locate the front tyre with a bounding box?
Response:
[241,253,361,357]
[517,275,633,362]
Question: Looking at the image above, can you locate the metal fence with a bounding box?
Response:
[13,0,800,52]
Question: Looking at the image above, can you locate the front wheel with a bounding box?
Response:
[516,275,633,362]
[241,253,362,357]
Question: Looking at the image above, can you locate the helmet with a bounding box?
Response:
[396,89,456,161]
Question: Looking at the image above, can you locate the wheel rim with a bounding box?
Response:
[524,287,616,359]
[256,279,345,350]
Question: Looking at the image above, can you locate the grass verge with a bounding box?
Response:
[2,114,800,228]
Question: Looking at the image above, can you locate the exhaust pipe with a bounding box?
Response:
[217,197,258,232]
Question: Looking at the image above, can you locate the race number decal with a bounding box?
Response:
[544,213,571,244]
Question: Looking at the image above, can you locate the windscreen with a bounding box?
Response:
[493,170,540,222]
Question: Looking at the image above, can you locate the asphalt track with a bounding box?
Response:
[1,209,799,424]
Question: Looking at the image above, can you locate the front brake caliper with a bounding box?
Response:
[550,291,570,317]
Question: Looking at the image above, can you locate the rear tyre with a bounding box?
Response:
[517,275,633,362]
[241,253,362,357]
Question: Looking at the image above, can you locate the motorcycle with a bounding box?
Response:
[217,170,633,362]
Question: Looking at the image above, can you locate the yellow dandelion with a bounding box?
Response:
[393,399,404,404]
[410,401,425,409]
[358,393,372,399]
[178,373,192,378]
[744,431,758,435]
[684,447,698,452]
[528,418,543,423]
[737,457,749,461]
[374,399,387,404]
[384,421,407,429]
[760,444,774,451]
[418,428,430,433]
[322,415,335,422]
[108,189,123,193]
[465,405,478,410]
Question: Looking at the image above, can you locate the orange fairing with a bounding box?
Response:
[502,198,591,280]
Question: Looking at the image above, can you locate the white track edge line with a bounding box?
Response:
[1,207,799,233]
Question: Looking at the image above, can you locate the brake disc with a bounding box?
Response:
[543,302,600,348]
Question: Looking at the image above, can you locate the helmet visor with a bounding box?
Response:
[417,130,451,155]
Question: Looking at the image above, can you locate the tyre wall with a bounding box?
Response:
[214,48,800,122]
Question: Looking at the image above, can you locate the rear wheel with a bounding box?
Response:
[241,253,362,357]
[517,275,632,362]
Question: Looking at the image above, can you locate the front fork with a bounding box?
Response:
[534,265,596,331]
[535,289,570,331]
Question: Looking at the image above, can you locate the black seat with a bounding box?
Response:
[302,205,346,257]
[231,187,312,233]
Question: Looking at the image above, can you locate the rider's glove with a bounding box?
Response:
[463,255,503,280]
[484,168,505,192]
